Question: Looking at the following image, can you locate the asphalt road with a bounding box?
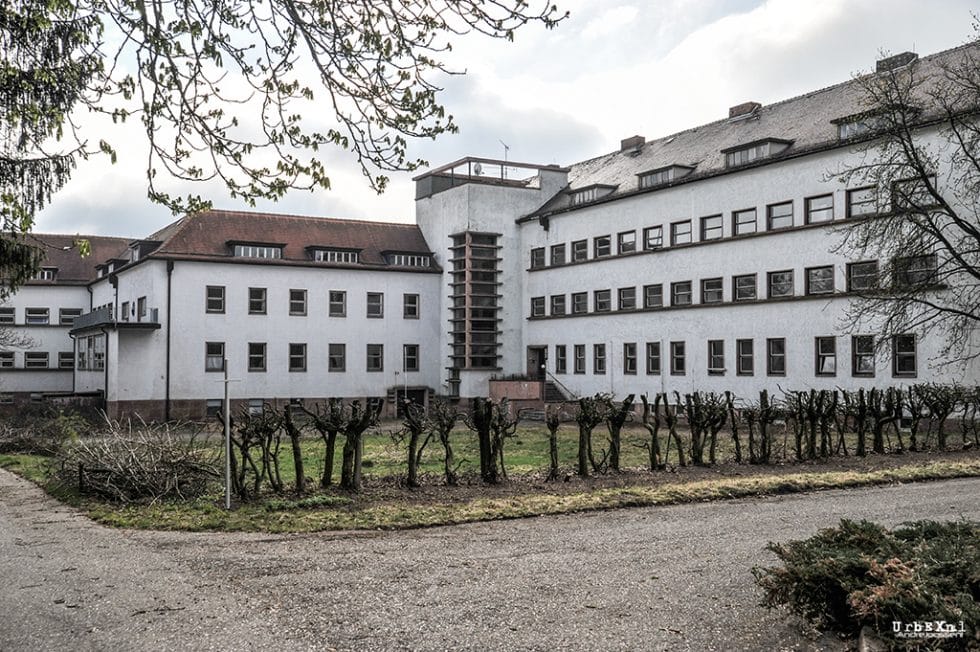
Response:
[1,469,978,651]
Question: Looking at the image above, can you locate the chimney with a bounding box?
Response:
[620,135,645,152]
[729,101,761,119]
[876,51,918,73]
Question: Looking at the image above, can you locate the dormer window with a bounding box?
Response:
[233,244,282,258]
[312,248,359,264]
[638,165,694,189]
[569,184,617,206]
[834,112,887,140]
[723,139,792,168]
[386,253,430,267]
[33,267,57,281]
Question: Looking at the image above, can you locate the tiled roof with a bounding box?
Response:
[25,234,131,284]
[147,209,437,270]
[526,43,976,218]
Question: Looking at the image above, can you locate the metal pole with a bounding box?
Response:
[223,358,231,510]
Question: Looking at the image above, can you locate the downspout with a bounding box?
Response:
[101,327,110,414]
[68,333,76,394]
[165,260,174,421]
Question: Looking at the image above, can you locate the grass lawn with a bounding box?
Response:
[2,421,979,533]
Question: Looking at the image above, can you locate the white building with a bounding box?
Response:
[2,45,977,419]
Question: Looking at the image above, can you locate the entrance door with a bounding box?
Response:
[526,346,547,380]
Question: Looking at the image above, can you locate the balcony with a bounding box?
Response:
[414,157,568,200]
[70,306,161,335]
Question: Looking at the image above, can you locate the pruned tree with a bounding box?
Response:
[339,399,384,492]
[226,403,284,499]
[429,398,461,486]
[604,394,634,472]
[398,399,432,488]
[463,397,518,484]
[544,403,563,481]
[724,391,743,463]
[683,392,728,466]
[281,404,307,493]
[639,394,663,470]
[2,1,566,295]
[834,43,980,363]
[575,394,608,477]
[302,398,346,488]
[742,390,779,464]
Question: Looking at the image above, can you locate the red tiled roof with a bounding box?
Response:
[149,209,435,269]
[26,234,131,284]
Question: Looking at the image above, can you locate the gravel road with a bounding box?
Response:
[2,469,978,651]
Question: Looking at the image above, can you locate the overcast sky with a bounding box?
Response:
[35,0,978,239]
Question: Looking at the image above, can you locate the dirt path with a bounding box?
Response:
[2,469,978,651]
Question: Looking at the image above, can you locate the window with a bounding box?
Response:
[206,286,225,313]
[736,339,753,376]
[701,278,723,304]
[572,292,588,314]
[574,344,585,374]
[248,288,267,314]
[838,115,885,140]
[0,307,13,324]
[700,215,723,241]
[892,175,937,211]
[805,266,835,295]
[403,344,419,372]
[120,301,130,321]
[137,296,147,321]
[25,308,49,325]
[852,335,875,377]
[893,254,937,287]
[724,140,790,167]
[366,292,384,318]
[314,249,359,264]
[206,399,222,418]
[643,226,663,250]
[708,340,725,375]
[328,343,346,372]
[805,194,834,224]
[767,270,794,298]
[670,341,686,375]
[206,342,225,372]
[289,343,307,372]
[34,267,57,281]
[594,289,611,312]
[617,231,636,254]
[59,308,82,325]
[403,294,419,319]
[643,284,663,309]
[550,295,566,316]
[846,187,876,217]
[892,334,916,377]
[847,261,879,291]
[58,351,74,369]
[530,247,546,269]
[733,208,757,235]
[670,281,692,306]
[593,344,606,375]
[387,253,429,267]
[0,351,12,368]
[367,344,384,371]
[572,240,588,262]
[671,220,692,245]
[623,343,637,375]
[594,235,611,258]
[645,342,661,375]
[234,244,282,258]
[289,289,307,315]
[766,338,786,376]
[531,296,546,317]
[555,345,567,374]
[767,201,794,230]
[329,290,346,317]
[733,274,757,301]
[618,287,636,310]
[25,352,48,368]
[815,337,836,376]
[550,244,566,266]
[248,343,266,371]
[570,187,598,205]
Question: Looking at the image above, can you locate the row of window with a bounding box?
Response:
[232,244,431,268]
[529,256,936,317]
[530,187,878,270]
[0,307,82,326]
[204,287,420,319]
[0,351,75,370]
[205,342,421,373]
[549,335,916,378]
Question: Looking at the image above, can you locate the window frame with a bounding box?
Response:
[403,293,420,319]
[804,194,834,224]
[550,244,566,266]
[555,344,567,374]
[623,342,637,375]
[25,307,49,325]
[205,341,225,372]
[59,308,82,326]
[643,284,663,309]
[531,296,546,317]
[733,274,757,301]
[550,294,566,316]
[732,208,757,236]
[593,344,606,375]
[594,235,612,258]
[892,334,917,378]
[328,343,346,372]
[766,338,786,376]
[736,339,754,376]
[814,336,837,377]
[617,231,637,254]
[643,226,663,250]
[847,261,879,292]
[366,292,384,318]
[670,220,692,246]
[767,270,794,299]
[0,307,13,324]
[24,351,49,368]
[289,342,307,372]
[571,239,588,262]
[366,343,384,372]
[571,292,588,314]
[58,351,74,369]
[699,214,723,241]
[645,342,661,375]
[530,247,546,269]
[851,335,875,377]
[248,287,267,315]
[573,344,586,374]
[617,287,636,311]
[289,289,308,316]
[403,344,419,372]
[329,290,347,317]
[247,342,267,372]
[805,266,835,295]
[670,341,686,376]
[206,285,225,313]
[766,201,794,230]
[594,289,611,312]
[707,340,725,376]
[670,280,692,307]
[701,277,724,304]
[846,186,876,218]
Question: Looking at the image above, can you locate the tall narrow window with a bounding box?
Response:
[530,247,546,269]
[572,292,588,314]
[708,340,725,375]
[555,345,567,374]
[403,294,419,319]
[367,343,384,371]
[550,244,566,266]
[574,345,586,374]
[815,337,836,376]
[248,342,266,371]
[289,289,307,315]
[593,344,606,375]
[329,290,347,316]
[766,338,786,376]
[892,334,916,377]
[137,296,147,321]
[403,344,419,372]
[852,335,875,377]
[736,339,754,375]
[531,297,546,317]
[594,235,611,258]
[205,342,225,372]
[366,292,384,318]
[670,341,686,375]
[645,342,661,375]
[289,343,307,371]
[623,343,637,375]
[248,288,267,314]
[328,343,346,372]
[572,240,588,262]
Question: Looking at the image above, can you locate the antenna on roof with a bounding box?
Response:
[499,140,510,179]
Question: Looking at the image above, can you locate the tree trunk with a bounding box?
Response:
[321,431,337,488]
